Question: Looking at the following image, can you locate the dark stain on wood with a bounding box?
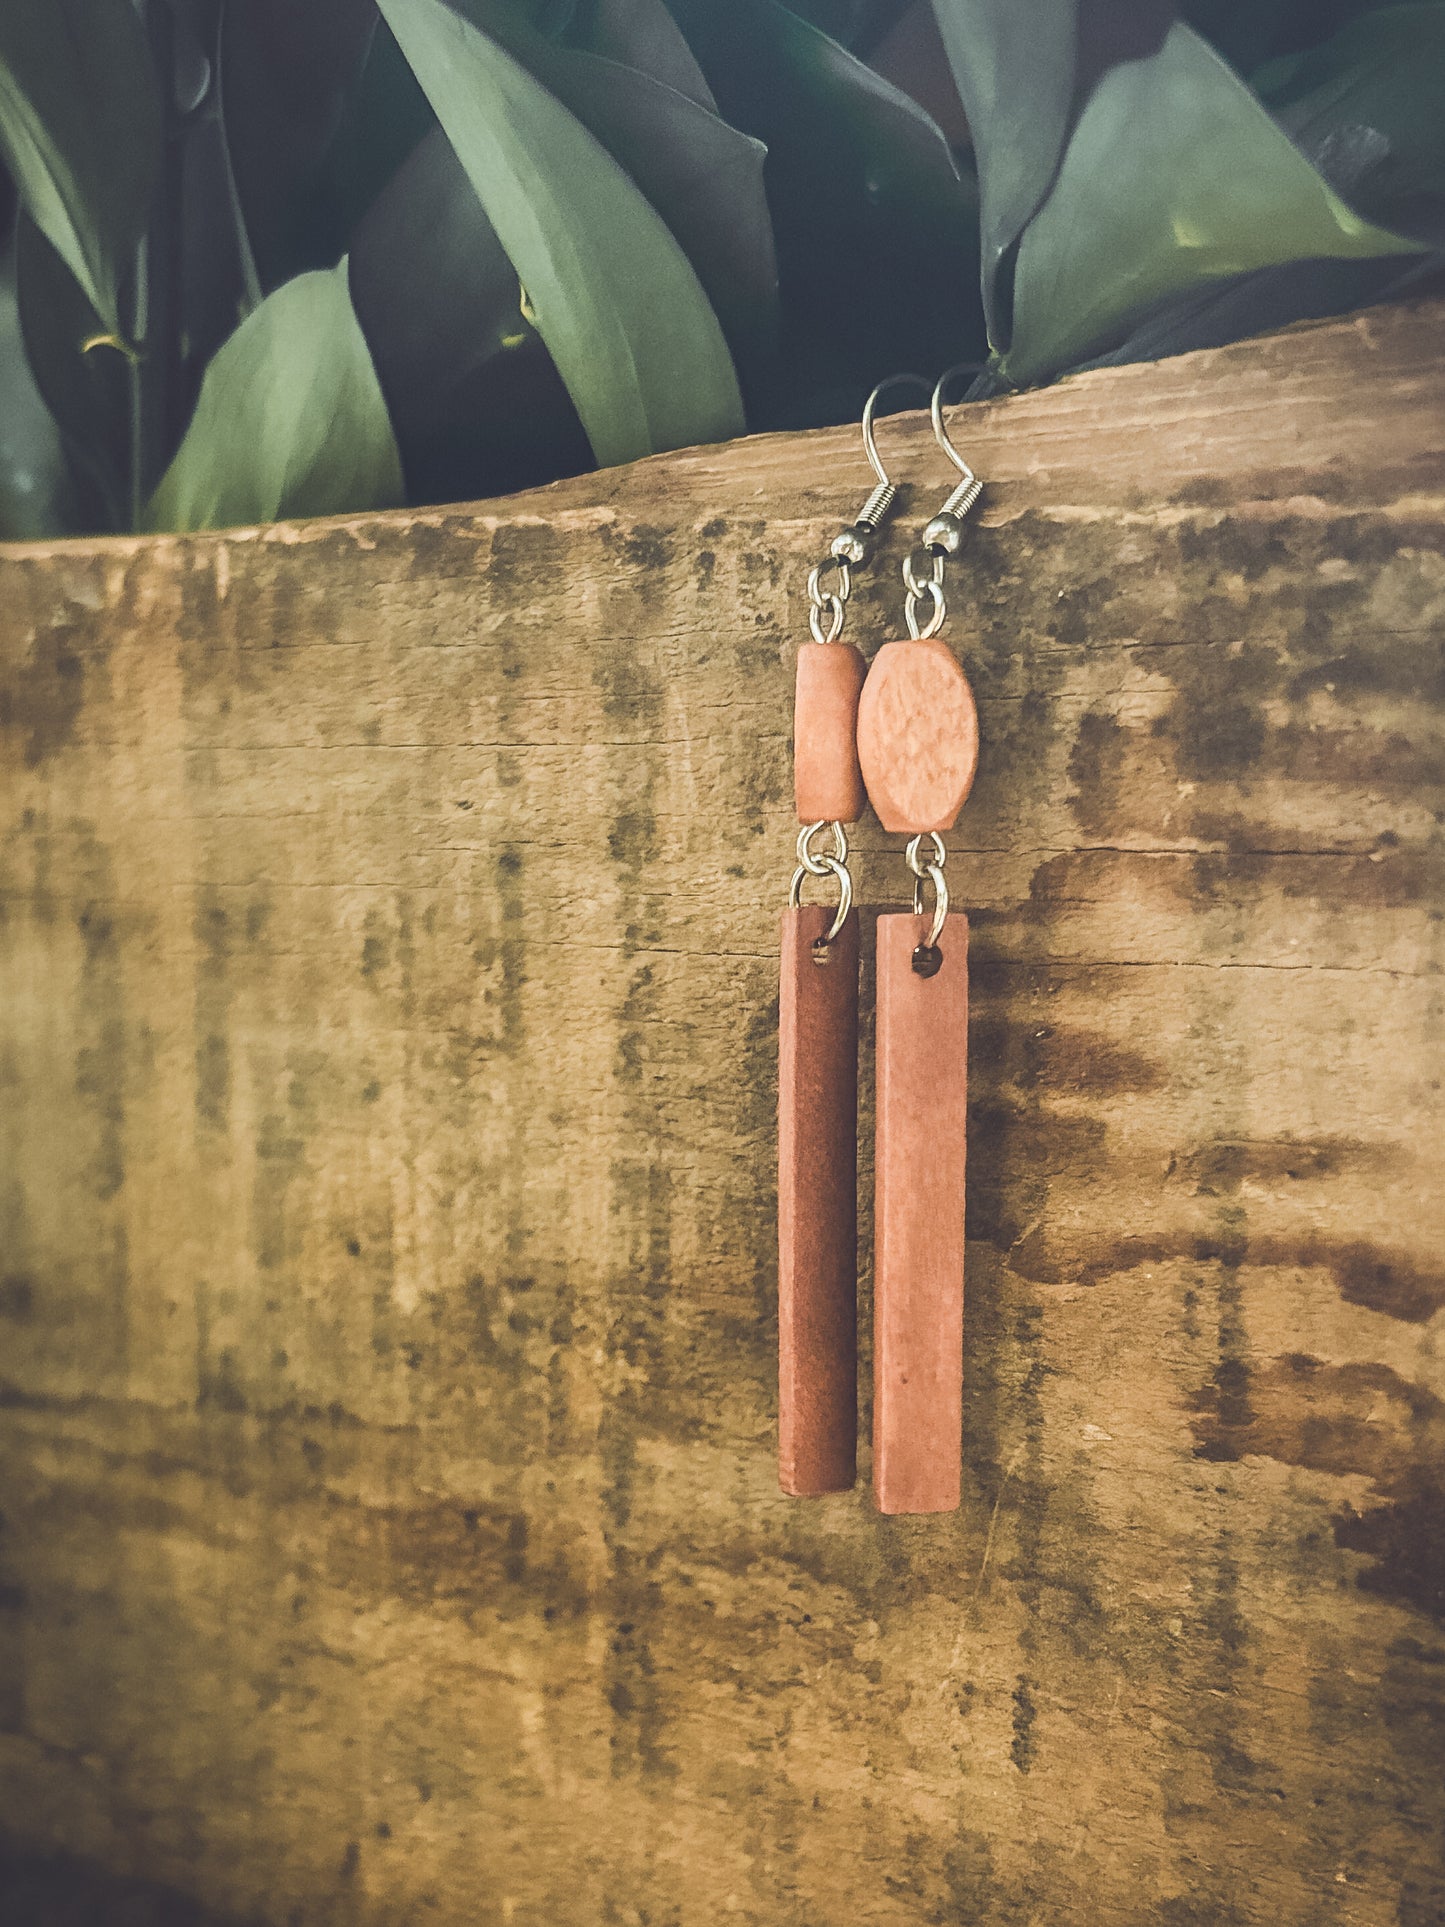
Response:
[1337,1488,1445,1626]
[0,1278,34,1323]
[192,890,231,1132]
[970,1011,1165,1096]
[1191,1353,1445,1625]
[0,615,85,769]
[0,1848,255,1926]
[994,1218,1445,1325]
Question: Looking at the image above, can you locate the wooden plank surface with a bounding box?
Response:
[1,299,1443,1926]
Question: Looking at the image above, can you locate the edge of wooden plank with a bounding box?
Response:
[2,297,1442,566]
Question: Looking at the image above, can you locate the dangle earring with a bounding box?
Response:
[778,376,926,1498]
[856,365,984,1515]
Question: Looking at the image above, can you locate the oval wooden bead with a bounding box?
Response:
[856,637,979,832]
[794,641,868,824]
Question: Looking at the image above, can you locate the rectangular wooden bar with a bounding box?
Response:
[778,903,859,1495]
[873,910,968,1514]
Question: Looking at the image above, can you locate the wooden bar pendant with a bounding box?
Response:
[778,902,860,1496]
[873,911,969,1514]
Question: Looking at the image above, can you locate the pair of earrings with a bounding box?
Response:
[778,371,981,1516]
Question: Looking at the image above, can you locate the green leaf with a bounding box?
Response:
[350,126,591,503]
[563,0,716,104]
[1254,4,1445,244]
[1005,21,1422,383]
[931,3,1431,382]
[376,0,743,467]
[460,0,777,375]
[928,0,1172,349]
[0,0,161,333]
[146,260,404,532]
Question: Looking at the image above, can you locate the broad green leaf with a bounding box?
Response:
[1254,4,1445,244]
[928,0,1121,344]
[146,260,404,532]
[459,0,777,372]
[0,0,161,333]
[350,126,591,503]
[563,0,716,104]
[1000,20,1423,384]
[376,0,743,467]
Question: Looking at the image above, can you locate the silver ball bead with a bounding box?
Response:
[830,526,870,565]
[922,512,965,555]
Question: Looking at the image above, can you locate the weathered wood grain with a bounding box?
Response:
[1,300,1443,1927]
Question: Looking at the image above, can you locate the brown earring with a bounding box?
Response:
[857,366,983,1515]
[778,378,925,1498]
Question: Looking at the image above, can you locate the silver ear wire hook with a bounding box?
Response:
[900,362,986,645]
[923,361,986,553]
[830,372,933,567]
[809,373,931,644]
[862,372,933,485]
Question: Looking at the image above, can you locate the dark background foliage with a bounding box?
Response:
[0,0,1441,536]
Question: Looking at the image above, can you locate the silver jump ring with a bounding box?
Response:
[806,557,850,644]
[905,832,947,878]
[807,557,852,608]
[808,595,845,645]
[796,819,848,877]
[905,834,949,948]
[789,854,854,944]
[905,578,946,641]
[911,864,949,948]
[903,549,945,598]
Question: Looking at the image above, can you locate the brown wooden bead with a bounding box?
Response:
[778,903,859,1497]
[856,637,979,832]
[794,641,868,824]
[872,911,968,1515]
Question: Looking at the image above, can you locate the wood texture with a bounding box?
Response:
[856,635,980,830]
[873,912,969,1516]
[0,298,1443,1926]
[792,640,868,823]
[777,904,859,1498]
